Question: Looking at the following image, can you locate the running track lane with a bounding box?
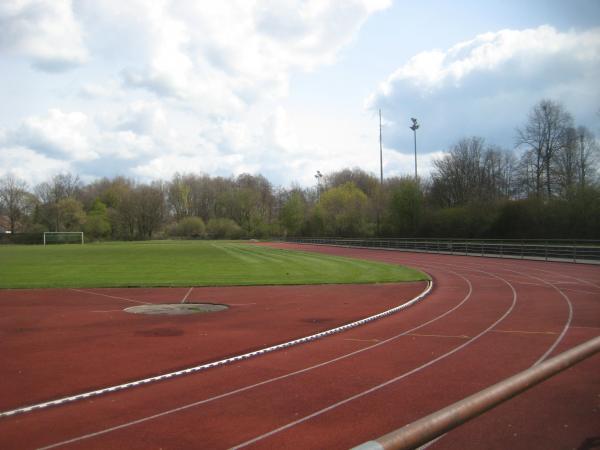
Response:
[0,247,598,450]
[0,282,427,411]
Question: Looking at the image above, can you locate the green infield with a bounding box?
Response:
[0,241,428,289]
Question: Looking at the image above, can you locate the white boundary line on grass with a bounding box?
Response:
[0,280,432,419]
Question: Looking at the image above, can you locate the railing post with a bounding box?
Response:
[521,240,524,259]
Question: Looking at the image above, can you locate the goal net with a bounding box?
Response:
[43,232,84,245]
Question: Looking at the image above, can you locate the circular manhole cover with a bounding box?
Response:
[124,303,229,315]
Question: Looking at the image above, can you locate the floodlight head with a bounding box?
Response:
[410,117,419,131]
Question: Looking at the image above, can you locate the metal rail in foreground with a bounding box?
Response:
[283,238,600,264]
[352,336,600,450]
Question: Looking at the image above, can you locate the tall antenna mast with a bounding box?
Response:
[379,109,383,184]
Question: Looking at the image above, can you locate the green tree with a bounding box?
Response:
[317,182,371,236]
[279,191,306,236]
[84,199,111,239]
[386,179,422,236]
[56,198,86,231]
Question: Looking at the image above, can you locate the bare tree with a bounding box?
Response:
[576,126,599,188]
[133,183,166,239]
[552,126,598,196]
[430,137,514,206]
[0,174,29,233]
[34,173,83,231]
[516,99,573,199]
[167,173,194,220]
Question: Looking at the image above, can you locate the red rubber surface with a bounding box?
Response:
[0,244,598,450]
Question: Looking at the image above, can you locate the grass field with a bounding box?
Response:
[0,241,428,288]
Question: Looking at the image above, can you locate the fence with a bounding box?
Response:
[282,237,600,264]
[0,233,43,245]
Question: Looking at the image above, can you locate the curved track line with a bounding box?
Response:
[230,268,518,450]
[445,262,574,366]
[269,245,589,450]
[377,255,575,367]
[497,262,600,290]
[350,254,578,450]
[1,281,432,420]
[392,260,575,450]
[36,270,471,450]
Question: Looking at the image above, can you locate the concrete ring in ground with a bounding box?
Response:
[124,303,229,315]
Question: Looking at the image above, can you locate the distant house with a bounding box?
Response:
[0,216,12,234]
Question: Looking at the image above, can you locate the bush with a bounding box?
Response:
[206,218,243,239]
[170,216,206,238]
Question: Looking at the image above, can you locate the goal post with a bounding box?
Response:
[43,232,84,246]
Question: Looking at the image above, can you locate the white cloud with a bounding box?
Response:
[368,26,600,154]
[0,146,71,185]
[80,0,390,115]
[7,109,97,160]
[0,0,87,71]
[1,0,393,186]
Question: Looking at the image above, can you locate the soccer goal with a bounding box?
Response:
[43,232,84,245]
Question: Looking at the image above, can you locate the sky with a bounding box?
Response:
[1,0,599,188]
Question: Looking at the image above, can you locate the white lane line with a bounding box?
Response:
[275,247,587,448]
[230,269,517,449]
[36,272,471,450]
[524,275,573,366]
[180,287,193,304]
[492,261,600,290]
[561,287,600,295]
[69,289,150,305]
[405,258,577,450]
[413,257,574,366]
[435,259,575,367]
[3,281,433,420]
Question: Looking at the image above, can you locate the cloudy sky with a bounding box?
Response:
[1,0,599,188]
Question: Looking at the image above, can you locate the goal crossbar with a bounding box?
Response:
[43,232,84,245]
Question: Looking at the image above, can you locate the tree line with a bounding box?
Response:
[1,99,599,241]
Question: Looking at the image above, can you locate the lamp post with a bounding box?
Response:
[579,133,585,188]
[410,118,419,181]
[314,170,323,201]
[379,109,383,185]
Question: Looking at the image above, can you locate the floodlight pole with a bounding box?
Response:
[379,109,383,184]
[410,118,420,181]
[314,170,323,201]
[579,133,585,188]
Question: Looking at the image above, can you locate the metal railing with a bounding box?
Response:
[351,336,600,450]
[282,238,600,264]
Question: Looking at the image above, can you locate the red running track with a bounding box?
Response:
[0,244,598,450]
